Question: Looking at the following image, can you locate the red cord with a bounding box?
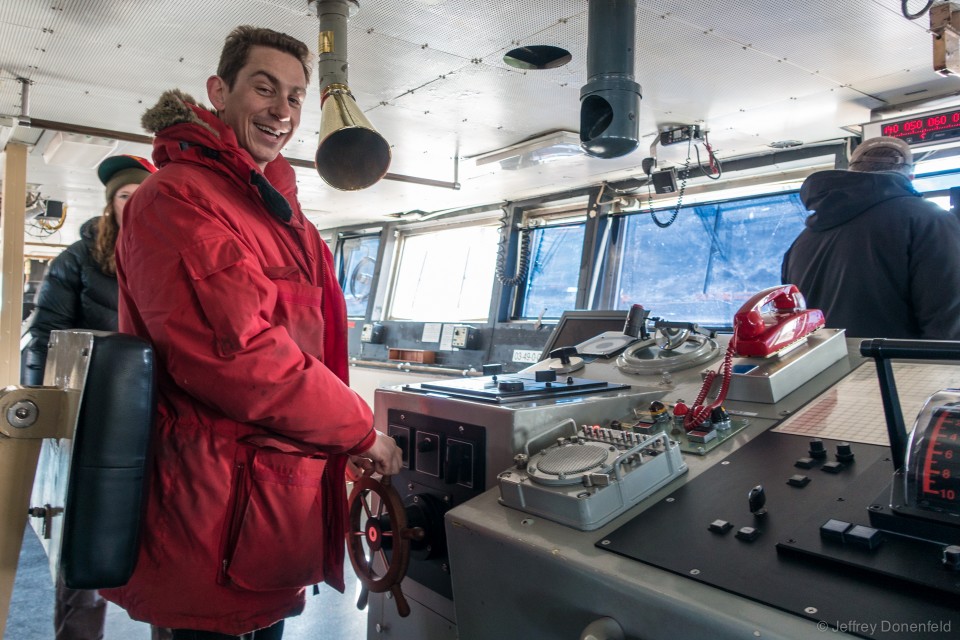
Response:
[684,340,735,430]
[704,137,717,176]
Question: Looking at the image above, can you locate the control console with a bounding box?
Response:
[498,420,688,530]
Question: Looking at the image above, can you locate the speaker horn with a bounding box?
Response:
[313,0,391,190]
[315,83,391,190]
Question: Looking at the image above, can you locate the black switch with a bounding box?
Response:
[845,525,882,550]
[482,363,503,376]
[535,369,557,383]
[735,526,761,542]
[748,485,767,516]
[708,520,733,534]
[498,380,524,392]
[417,436,436,453]
[787,474,811,488]
[444,441,467,485]
[821,461,844,474]
[794,457,816,469]
[836,442,855,463]
[819,518,851,542]
[942,545,960,571]
[808,439,827,459]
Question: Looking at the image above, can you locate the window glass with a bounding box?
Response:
[616,193,808,327]
[336,235,381,317]
[519,223,586,319]
[389,224,499,321]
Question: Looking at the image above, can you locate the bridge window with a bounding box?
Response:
[389,223,499,321]
[517,221,586,319]
[615,193,808,327]
[336,234,381,318]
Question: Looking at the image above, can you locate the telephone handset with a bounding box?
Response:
[731,284,824,358]
[684,285,824,430]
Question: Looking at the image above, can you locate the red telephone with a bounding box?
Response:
[731,284,824,358]
[684,285,824,431]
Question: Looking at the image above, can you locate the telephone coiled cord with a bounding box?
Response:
[495,207,531,287]
[684,340,736,430]
[647,137,693,228]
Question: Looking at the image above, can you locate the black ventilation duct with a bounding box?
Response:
[579,0,642,159]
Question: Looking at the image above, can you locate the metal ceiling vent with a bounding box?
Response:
[314,0,392,190]
[580,0,642,159]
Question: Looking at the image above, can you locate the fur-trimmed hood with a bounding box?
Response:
[141,89,218,137]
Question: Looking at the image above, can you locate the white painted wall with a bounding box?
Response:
[348,365,448,408]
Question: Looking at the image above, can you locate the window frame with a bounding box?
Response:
[385,214,502,323]
[334,231,383,319]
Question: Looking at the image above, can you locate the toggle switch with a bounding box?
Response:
[748,485,767,517]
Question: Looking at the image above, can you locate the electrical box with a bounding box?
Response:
[651,168,678,194]
[658,125,701,146]
[360,322,384,344]
[38,200,65,222]
[451,325,479,350]
[931,3,960,77]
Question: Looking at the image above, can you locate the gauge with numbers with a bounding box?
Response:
[905,391,960,516]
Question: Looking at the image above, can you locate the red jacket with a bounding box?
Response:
[100,91,376,634]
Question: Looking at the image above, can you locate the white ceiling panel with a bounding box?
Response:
[3,0,960,246]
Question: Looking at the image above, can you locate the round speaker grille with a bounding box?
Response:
[536,445,607,475]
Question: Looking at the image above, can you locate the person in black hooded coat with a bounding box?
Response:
[781,136,960,340]
[21,216,119,385]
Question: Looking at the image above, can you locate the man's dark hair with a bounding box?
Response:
[217,26,312,88]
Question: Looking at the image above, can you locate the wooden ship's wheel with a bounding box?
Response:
[346,473,424,617]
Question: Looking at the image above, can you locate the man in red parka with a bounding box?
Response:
[100,26,402,639]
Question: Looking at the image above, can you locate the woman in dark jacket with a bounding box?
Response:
[21,154,156,640]
[22,154,156,386]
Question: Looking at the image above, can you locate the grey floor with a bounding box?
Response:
[6,526,369,639]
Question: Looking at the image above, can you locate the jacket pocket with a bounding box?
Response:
[180,236,263,357]
[268,277,325,359]
[223,448,328,591]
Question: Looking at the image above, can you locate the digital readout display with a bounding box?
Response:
[880,108,960,145]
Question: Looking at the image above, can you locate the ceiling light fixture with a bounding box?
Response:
[41,131,118,167]
[472,131,582,170]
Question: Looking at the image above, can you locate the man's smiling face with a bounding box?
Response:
[207,45,306,170]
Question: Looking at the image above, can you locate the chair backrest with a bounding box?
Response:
[31,330,156,589]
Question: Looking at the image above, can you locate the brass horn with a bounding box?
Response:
[315,83,391,191]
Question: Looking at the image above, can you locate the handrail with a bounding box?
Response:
[349,358,481,377]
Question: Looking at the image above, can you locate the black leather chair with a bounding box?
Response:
[41,331,156,589]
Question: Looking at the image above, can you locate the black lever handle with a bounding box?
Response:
[549,346,579,365]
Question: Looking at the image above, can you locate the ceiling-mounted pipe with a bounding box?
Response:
[28,118,455,189]
[17,78,31,126]
[314,0,392,191]
[579,0,642,159]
